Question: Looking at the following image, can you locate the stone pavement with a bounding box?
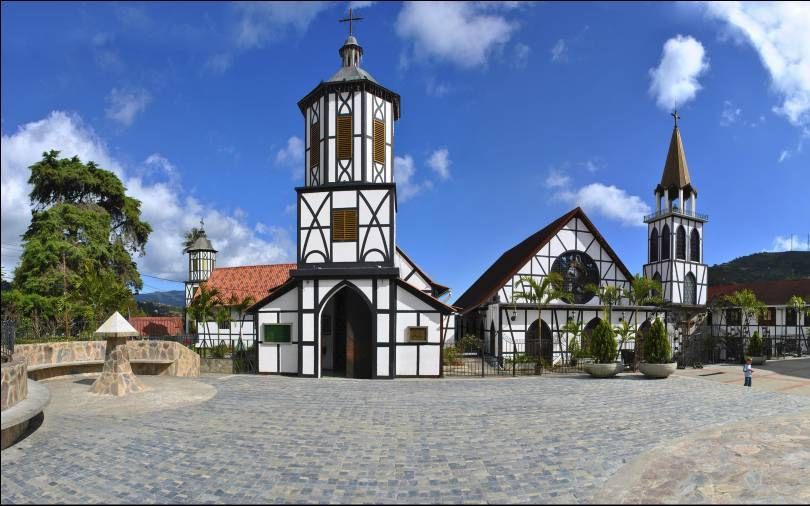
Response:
[2,373,809,504]
[675,357,810,397]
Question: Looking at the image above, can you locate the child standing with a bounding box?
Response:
[743,357,753,387]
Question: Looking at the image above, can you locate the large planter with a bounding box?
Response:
[584,362,623,378]
[750,356,766,365]
[639,362,677,379]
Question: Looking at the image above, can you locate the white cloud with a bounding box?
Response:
[425,77,452,97]
[105,87,152,127]
[0,111,294,280]
[274,136,304,179]
[544,168,571,188]
[771,235,810,251]
[395,154,437,202]
[648,35,709,110]
[705,2,810,127]
[720,100,742,126]
[349,1,375,9]
[583,159,601,173]
[396,2,519,69]
[556,183,651,227]
[513,42,530,68]
[778,149,790,163]
[235,1,330,49]
[205,53,233,74]
[427,148,451,180]
[550,39,567,62]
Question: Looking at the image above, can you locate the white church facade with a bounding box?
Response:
[453,117,709,367]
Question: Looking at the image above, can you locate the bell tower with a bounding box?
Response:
[294,16,401,276]
[184,221,217,331]
[643,112,708,306]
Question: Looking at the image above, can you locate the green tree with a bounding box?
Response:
[561,319,585,362]
[614,320,636,354]
[226,293,256,345]
[644,317,671,364]
[627,274,663,306]
[722,289,765,339]
[787,295,808,352]
[8,151,151,337]
[512,272,572,363]
[585,283,623,320]
[187,282,221,335]
[590,319,618,364]
[183,226,204,252]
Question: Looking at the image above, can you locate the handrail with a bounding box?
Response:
[643,207,709,222]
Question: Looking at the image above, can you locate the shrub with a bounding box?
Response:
[644,317,671,364]
[589,320,617,364]
[458,334,480,351]
[568,337,581,365]
[210,342,229,359]
[747,331,763,357]
[442,345,460,366]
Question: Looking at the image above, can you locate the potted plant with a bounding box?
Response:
[747,331,766,365]
[584,320,622,377]
[639,317,677,378]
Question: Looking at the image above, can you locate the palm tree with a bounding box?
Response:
[227,293,256,345]
[187,282,221,336]
[627,274,663,307]
[182,227,204,252]
[614,320,636,361]
[787,295,808,354]
[512,272,572,365]
[561,319,584,365]
[585,283,623,320]
[722,289,765,339]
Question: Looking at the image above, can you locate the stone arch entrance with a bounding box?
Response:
[319,283,373,379]
[582,317,602,354]
[526,319,553,363]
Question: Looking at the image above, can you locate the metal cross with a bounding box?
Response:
[199,218,205,230]
[339,8,363,36]
[671,110,681,127]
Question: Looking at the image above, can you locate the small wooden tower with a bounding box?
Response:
[184,221,217,332]
[643,112,708,307]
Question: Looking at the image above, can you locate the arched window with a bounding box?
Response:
[650,227,659,262]
[653,272,662,284]
[690,228,700,262]
[661,225,671,260]
[676,226,686,260]
[684,272,697,305]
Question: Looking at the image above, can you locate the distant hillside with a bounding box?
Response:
[708,252,810,286]
[136,290,185,308]
[136,300,182,317]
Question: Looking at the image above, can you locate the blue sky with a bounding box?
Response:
[2,1,808,298]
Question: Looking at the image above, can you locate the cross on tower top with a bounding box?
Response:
[199,218,205,230]
[339,8,363,36]
[671,110,681,128]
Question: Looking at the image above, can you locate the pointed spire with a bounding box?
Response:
[657,116,697,197]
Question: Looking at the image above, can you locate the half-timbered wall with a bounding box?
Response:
[298,187,395,265]
[708,305,810,339]
[256,287,300,374]
[497,217,632,306]
[305,92,394,186]
[395,250,432,293]
[644,214,707,305]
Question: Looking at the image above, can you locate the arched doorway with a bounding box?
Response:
[319,284,373,379]
[526,319,553,362]
[636,319,652,367]
[582,317,602,354]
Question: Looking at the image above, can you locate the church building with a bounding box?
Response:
[453,116,708,365]
[185,27,454,378]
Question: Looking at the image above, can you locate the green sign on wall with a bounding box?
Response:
[263,324,292,343]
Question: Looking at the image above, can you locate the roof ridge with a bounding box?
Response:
[212,263,296,270]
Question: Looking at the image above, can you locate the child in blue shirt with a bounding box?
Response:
[743,358,753,387]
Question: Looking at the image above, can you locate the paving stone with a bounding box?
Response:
[2,374,809,503]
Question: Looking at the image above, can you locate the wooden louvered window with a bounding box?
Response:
[373,119,385,165]
[332,208,358,242]
[310,122,320,168]
[337,115,352,160]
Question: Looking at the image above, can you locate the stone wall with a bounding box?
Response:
[1,357,28,411]
[13,340,199,378]
[200,357,233,374]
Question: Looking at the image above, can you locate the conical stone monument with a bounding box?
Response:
[89,312,147,396]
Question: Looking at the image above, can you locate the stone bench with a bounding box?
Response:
[1,379,49,450]
[13,340,200,381]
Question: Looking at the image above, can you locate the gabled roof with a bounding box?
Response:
[396,279,455,314]
[396,246,450,297]
[199,264,296,304]
[186,230,216,252]
[708,279,810,306]
[452,207,634,314]
[128,316,183,337]
[657,126,696,196]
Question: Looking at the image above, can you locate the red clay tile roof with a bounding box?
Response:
[128,316,184,337]
[708,279,810,306]
[452,207,634,314]
[198,264,296,304]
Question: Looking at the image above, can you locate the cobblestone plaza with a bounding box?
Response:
[2,371,809,504]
